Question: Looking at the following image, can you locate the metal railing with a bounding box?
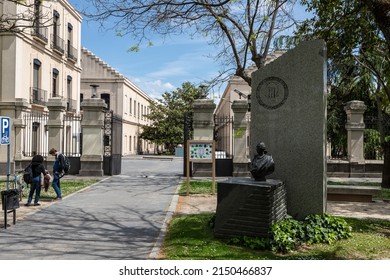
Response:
[31,26,48,43]
[30,87,47,105]
[66,98,77,113]
[66,44,78,61]
[51,34,64,54]
[214,115,233,159]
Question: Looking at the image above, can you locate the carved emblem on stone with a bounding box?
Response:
[255,77,289,110]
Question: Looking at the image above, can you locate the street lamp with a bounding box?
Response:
[233,89,251,112]
[199,84,209,99]
[90,84,99,98]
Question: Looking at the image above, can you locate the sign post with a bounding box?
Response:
[186,140,216,195]
[0,116,11,190]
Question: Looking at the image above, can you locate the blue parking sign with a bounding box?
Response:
[0,116,11,145]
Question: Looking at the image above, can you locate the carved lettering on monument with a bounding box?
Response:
[255,77,289,110]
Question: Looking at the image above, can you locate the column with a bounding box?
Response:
[47,98,67,152]
[191,99,216,176]
[79,98,107,176]
[344,100,367,176]
[192,99,216,140]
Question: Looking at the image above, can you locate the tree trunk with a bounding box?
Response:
[363,0,390,54]
[382,140,390,189]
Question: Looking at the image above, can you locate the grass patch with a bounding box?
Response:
[0,178,100,203]
[161,214,390,260]
[373,188,390,200]
[179,180,215,195]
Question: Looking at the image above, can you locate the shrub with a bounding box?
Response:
[223,214,352,253]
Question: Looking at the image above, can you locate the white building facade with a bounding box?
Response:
[0,0,82,167]
[80,48,156,155]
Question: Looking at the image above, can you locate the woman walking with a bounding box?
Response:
[25,154,48,206]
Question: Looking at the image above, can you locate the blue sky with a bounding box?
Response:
[69,1,311,100]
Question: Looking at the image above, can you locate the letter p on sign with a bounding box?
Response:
[0,116,11,145]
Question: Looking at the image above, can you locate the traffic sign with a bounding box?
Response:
[0,116,11,145]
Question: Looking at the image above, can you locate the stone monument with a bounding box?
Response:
[250,39,327,219]
[214,142,287,239]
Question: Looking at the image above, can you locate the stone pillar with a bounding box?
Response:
[344,100,367,175]
[13,99,29,161]
[192,99,216,176]
[232,100,250,177]
[192,99,216,140]
[47,98,67,152]
[79,98,107,176]
[0,99,29,172]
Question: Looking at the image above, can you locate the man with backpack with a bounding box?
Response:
[49,148,66,200]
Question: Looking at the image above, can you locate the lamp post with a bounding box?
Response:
[90,84,99,98]
[233,89,251,112]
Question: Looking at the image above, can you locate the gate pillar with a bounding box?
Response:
[80,98,107,176]
[232,100,250,177]
[192,99,216,176]
[192,99,216,140]
[344,100,367,177]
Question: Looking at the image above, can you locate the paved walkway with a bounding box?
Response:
[0,158,182,260]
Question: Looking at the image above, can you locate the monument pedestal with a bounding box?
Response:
[214,178,287,238]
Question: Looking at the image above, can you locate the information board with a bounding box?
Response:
[186,140,216,195]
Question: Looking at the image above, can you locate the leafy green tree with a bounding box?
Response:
[140,82,204,153]
[291,0,390,187]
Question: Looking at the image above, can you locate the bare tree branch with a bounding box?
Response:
[83,0,297,86]
[0,0,53,34]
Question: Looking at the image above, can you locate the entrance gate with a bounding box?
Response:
[214,115,233,176]
[103,110,123,175]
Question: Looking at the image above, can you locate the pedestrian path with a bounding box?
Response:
[0,159,182,259]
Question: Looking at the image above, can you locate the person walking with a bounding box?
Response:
[49,148,65,200]
[25,154,48,206]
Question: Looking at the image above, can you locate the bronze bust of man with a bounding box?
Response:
[250,142,275,181]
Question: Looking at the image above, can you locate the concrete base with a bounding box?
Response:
[214,178,287,239]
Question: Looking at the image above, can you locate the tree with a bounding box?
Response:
[140,82,204,153]
[83,0,297,86]
[293,0,390,187]
[0,0,52,34]
[362,0,390,54]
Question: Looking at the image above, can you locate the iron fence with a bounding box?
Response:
[364,113,390,160]
[214,115,233,159]
[62,113,82,157]
[22,111,82,157]
[23,110,49,157]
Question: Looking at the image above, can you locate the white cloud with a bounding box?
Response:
[129,77,176,99]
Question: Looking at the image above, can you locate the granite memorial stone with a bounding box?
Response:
[250,39,327,219]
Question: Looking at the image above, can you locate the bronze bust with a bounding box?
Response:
[250,142,275,181]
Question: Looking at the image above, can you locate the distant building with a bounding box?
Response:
[80,48,156,155]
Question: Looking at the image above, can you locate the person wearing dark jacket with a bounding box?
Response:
[49,148,64,200]
[25,154,48,206]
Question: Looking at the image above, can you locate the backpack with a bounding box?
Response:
[60,154,71,174]
[23,163,33,184]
